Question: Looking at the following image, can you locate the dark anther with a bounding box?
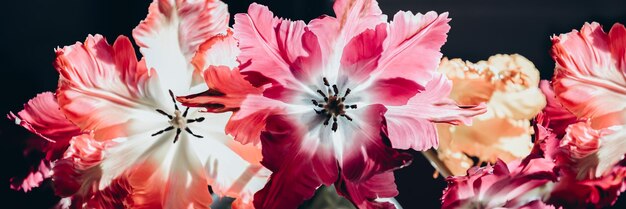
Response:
[182,107,190,117]
[173,129,182,143]
[323,116,331,125]
[156,109,173,119]
[153,90,207,142]
[168,90,179,111]
[187,117,205,123]
[317,90,327,98]
[151,126,174,136]
[185,127,204,138]
[312,79,358,132]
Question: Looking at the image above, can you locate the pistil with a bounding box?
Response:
[312,77,357,132]
[152,90,205,143]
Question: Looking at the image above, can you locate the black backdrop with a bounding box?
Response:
[1,0,625,208]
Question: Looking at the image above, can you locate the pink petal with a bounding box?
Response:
[332,0,383,26]
[340,104,412,182]
[52,134,129,208]
[328,0,385,45]
[539,80,577,137]
[335,172,399,209]
[561,122,626,179]
[192,29,240,74]
[376,11,450,84]
[8,92,81,192]
[9,160,52,192]
[234,3,310,86]
[55,35,164,141]
[307,0,385,82]
[551,22,626,122]
[385,74,487,151]
[179,66,263,113]
[8,92,81,144]
[366,77,424,106]
[608,23,626,71]
[254,115,338,209]
[442,158,556,209]
[548,164,626,209]
[340,23,387,84]
[133,0,229,92]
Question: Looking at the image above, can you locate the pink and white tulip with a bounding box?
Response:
[49,0,270,208]
[181,0,485,208]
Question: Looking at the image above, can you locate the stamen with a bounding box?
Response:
[312,79,356,132]
[152,126,174,136]
[156,109,173,119]
[317,90,327,98]
[182,107,190,117]
[173,129,182,143]
[187,117,205,123]
[185,127,203,138]
[168,90,179,111]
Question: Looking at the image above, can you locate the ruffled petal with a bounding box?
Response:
[335,172,399,209]
[55,35,166,141]
[442,159,556,209]
[52,134,130,208]
[338,104,412,182]
[385,74,486,151]
[8,92,81,192]
[539,80,577,137]
[339,23,386,85]
[560,122,626,179]
[133,0,229,92]
[376,11,450,84]
[10,160,52,192]
[551,22,626,121]
[8,92,81,144]
[438,58,495,105]
[548,162,626,209]
[450,117,534,163]
[254,115,337,209]
[234,3,310,86]
[97,131,213,208]
[192,29,240,74]
[186,122,270,205]
[179,66,263,113]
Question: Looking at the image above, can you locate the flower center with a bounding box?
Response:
[152,90,205,143]
[312,77,357,132]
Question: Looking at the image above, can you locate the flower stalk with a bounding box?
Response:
[421,149,453,178]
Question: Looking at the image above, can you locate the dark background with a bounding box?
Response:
[1,0,625,208]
